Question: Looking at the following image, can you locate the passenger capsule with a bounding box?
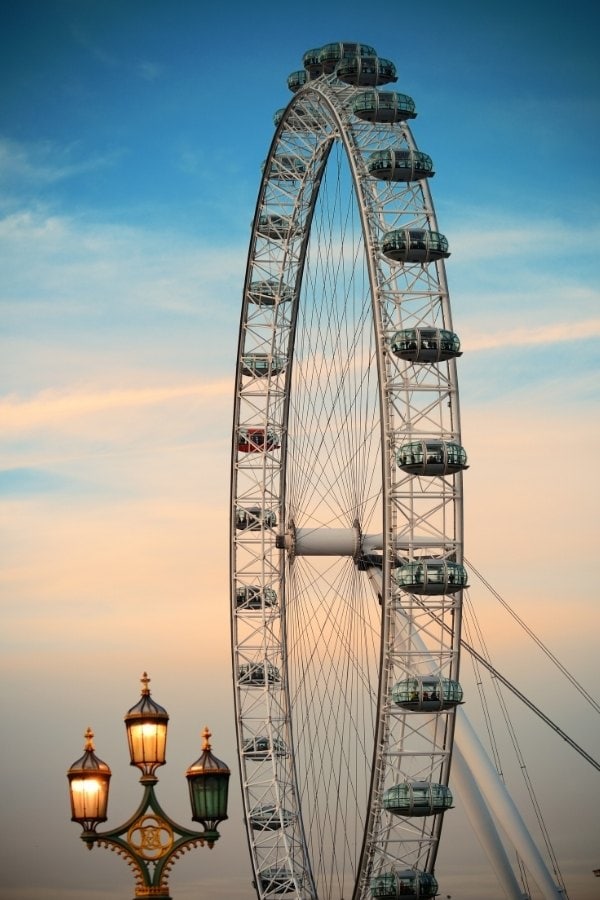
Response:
[392,676,464,711]
[382,229,450,263]
[287,69,308,92]
[352,91,416,123]
[248,280,294,306]
[396,440,468,475]
[250,804,294,830]
[235,585,278,610]
[367,148,434,182]
[242,736,287,760]
[390,327,461,362]
[237,427,280,453]
[370,869,439,899]
[241,353,286,378]
[336,55,397,87]
[356,552,403,570]
[383,781,453,817]
[302,47,324,78]
[235,506,277,531]
[257,213,300,241]
[259,867,301,895]
[238,662,281,686]
[319,42,378,74]
[395,559,468,594]
[265,154,307,181]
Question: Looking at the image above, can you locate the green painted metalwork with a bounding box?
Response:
[79,781,220,900]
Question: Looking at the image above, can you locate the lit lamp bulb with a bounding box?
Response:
[124,672,169,781]
[67,728,111,833]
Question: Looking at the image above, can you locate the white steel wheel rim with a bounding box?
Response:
[231,69,464,900]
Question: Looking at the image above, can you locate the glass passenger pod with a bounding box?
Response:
[352,91,416,124]
[336,55,397,87]
[367,148,434,182]
[257,213,301,241]
[248,280,294,306]
[370,870,439,899]
[382,229,450,263]
[383,781,453,817]
[235,585,278,611]
[396,440,468,475]
[302,47,324,78]
[318,41,378,74]
[259,867,301,895]
[356,552,403,571]
[287,69,308,92]
[250,804,295,830]
[242,736,288,760]
[238,662,281,686]
[241,353,286,378]
[392,676,463,711]
[395,560,468,595]
[266,154,307,182]
[237,427,281,453]
[390,327,462,362]
[235,506,277,531]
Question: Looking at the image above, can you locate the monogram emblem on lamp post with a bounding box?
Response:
[67,673,230,900]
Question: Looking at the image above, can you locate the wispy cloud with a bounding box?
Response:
[0,381,231,433]
[463,316,600,351]
[0,138,121,187]
[136,60,165,81]
[0,206,245,316]
[447,211,600,262]
[70,23,165,82]
[69,22,120,69]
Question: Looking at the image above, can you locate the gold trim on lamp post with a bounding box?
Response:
[67,674,229,898]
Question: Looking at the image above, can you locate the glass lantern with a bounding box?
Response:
[67,727,111,832]
[124,672,169,780]
[186,726,230,843]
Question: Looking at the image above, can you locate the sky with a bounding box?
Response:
[1,0,599,898]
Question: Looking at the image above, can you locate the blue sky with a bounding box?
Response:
[1,1,599,899]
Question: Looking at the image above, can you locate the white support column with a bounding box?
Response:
[451,741,527,899]
[456,708,564,900]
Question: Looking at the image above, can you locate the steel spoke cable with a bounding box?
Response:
[462,592,569,896]
[286,556,376,892]
[465,555,600,716]
[413,595,600,772]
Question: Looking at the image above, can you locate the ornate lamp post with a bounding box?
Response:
[67,673,230,900]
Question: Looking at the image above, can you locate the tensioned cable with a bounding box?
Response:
[463,592,568,896]
[415,596,600,772]
[462,603,504,776]
[465,555,600,716]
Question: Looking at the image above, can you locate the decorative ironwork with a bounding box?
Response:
[68,677,229,899]
[128,815,174,861]
[80,781,216,898]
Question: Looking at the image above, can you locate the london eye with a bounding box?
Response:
[229,41,567,900]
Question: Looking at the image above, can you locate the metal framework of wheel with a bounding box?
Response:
[231,42,467,900]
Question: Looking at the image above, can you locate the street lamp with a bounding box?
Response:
[67,673,230,900]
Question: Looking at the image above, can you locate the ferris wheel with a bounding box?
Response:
[230,41,468,900]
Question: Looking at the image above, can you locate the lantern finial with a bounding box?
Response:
[202,726,212,751]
